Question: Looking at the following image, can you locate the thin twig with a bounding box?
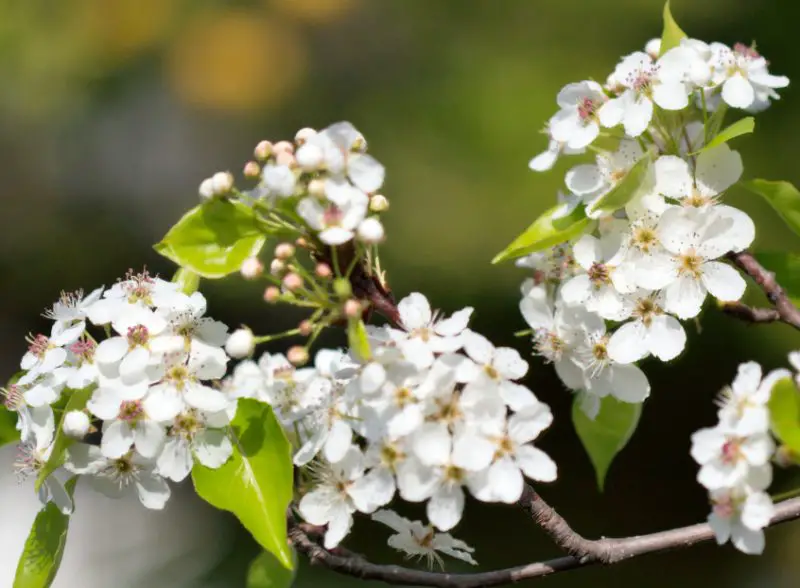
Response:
[719,301,781,325]
[290,497,800,588]
[727,251,800,331]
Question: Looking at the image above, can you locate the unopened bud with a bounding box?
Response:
[295,237,309,249]
[270,259,286,276]
[212,171,234,194]
[308,178,327,197]
[254,140,273,161]
[264,286,280,303]
[299,320,314,336]
[294,127,317,144]
[288,346,309,366]
[243,161,261,179]
[275,243,296,260]
[315,263,332,279]
[199,178,215,201]
[283,272,303,291]
[333,278,352,298]
[225,328,255,359]
[369,194,389,212]
[273,140,294,154]
[63,410,90,439]
[240,257,264,280]
[344,299,362,318]
[357,217,385,244]
[276,151,296,168]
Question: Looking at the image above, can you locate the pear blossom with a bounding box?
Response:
[710,42,789,111]
[296,184,369,246]
[607,291,686,363]
[261,163,297,198]
[717,362,791,435]
[372,509,477,567]
[652,145,742,209]
[708,485,775,555]
[14,434,74,514]
[45,287,104,346]
[529,136,584,172]
[690,424,774,491]
[87,386,166,459]
[86,269,184,325]
[20,334,67,376]
[94,305,168,384]
[156,408,233,482]
[549,81,608,150]
[564,140,647,211]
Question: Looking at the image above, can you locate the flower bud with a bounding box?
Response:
[288,346,309,366]
[645,38,661,60]
[308,178,327,197]
[63,410,90,439]
[240,257,264,280]
[254,140,273,160]
[264,286,280,303]
[315,263,332,279]
[283,272,303,292]
[344,299,362,318]
[276,151,297,168]
[333,278,352,298]
[212,171,234,194]
[295,237,309,249]
[226,328,255,359]
[273,140,294,154]
[369,194,389,212]
[296,144,324,171]
[243,161,261,179]
[274,243,296,260]
[199,178,215,201]
[299,320,314,336]
[357,217,385,244]
[295,127,317,144]
[270,259,286,276]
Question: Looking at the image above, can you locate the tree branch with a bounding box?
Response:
[290,497,800,588]
[727,251,800,331]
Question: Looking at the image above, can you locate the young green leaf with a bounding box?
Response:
[13,478,77,588]
[247,550,297,588]
[742,179,800,238]
[35,386,95,492]
[347,318,372,362]
[586,154,651,217]
[754,252,800,304]
[0,405,19,447]
[659,1,687,56]
[491,205,592,264]
[768,377,800,453]
[693,117,754,154]
[572,396,642,491]
[192,399,294,570]
[155,199,267,279]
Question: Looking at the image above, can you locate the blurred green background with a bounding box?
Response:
[2,0,800,586]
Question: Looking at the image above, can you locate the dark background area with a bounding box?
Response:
[2,0,800,586]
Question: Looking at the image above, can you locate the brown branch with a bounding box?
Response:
[290,497,800,588]
[720,301,781,325]
[727,251,800,331]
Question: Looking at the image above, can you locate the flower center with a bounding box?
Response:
[27,334,51,359]
[484,365,500,380]
[122,269,156,305]
[577,97,599,121]
[443,464,465,483]
[127,325,150,348]
[712,494,736,519]
[433,396,463,425]
[119,400,144,423]
[632,226,658,252]
[588,262,611,286]
[394,386,414,408]
[380,443,406,469]
[2,385,24,411]
[733,42,760,60]
[534,329,565,363]
[677,250,703,278]
[173,411,202,437]
[69,340,96,363]
[721,439,742,464]
[166,364,191,390]
[634,297,660,327]
[685,187,715,208]
[323,205,343,227]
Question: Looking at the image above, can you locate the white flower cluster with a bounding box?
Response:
[4,270,236,513]
[225,292,557,562]
[690,362,791,554]
[204,122,388,247]
[518,35,788,419]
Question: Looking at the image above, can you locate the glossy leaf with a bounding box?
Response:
[572,396,641,491]
[13,478,76,588]
[247,550,297,588]
[693,117,754,154]
[155,199,267,279]
[492,205,591,264]
[659,1,687,56]
[768,377,800,453]
[347,318,372,361]
[192,399,294,570]
[742,179,800,238]
[36,386,95,492]
[0,405,19,447]
[586,154,651,216]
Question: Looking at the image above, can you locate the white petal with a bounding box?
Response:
[696,145,743,196]
[194,429,233,469]
[741,492,774,531]
[608,364,650,403]
[462,331,494,365]
[529,147,559,172]
[396,460,438,502]
[319,227,354,245]
[701,261,746,302]
[607,321,648,364]
[119,347,150,383]
[348,153,385,193]
[559,274,591,306]
[413,423,451,467]
[324,505,353,549]
[498,381,537,411]
[135,471,171,510]
[622,95,653,137]
[598,97,624,128]
[731,525,765,555]
[398,292,432,331]
[573,235,602,269]
[184,383,230,413]
[157,438,193,482]
[143,385,184,422]
[427,485,464,531]
[508,403,553,443]
[654,156,693,200]
[652,81,689,110]
[324,420,353,464]
[451,430,494,471]
[565,165,603,195]
[101,420,134,458]
[87,387,122,420]
[488,458,524,503]
[298,487,336,525]
[134,420,166,458]
[722,74,755,108]
[493,347,527,380]
[515,445,557,482]
[646,314,686,361]
[435,307,473,337]
[664,276,706,319]
[348,468,395,513]
[94,337,128,365]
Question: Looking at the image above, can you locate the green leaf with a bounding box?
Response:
[155,199,267,279]
[0,405,19,447]
[586,154,651,216]
[492,205,592,264]
[192,399,294,570]
[172,267,201,294]
[659,1,687,56]
[768,377,800,453]
[347,318,372,361]
[754,252,800,304]
[35,386,95,492]
[742,179,800,238]
[247,550,297,588]
[13,478,76,588]
[572,396,642,491]
[693,117,754,154]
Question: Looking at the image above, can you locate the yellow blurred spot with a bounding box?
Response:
[166,11,307,112]
[80,0,177,60]
[267,0,357,24]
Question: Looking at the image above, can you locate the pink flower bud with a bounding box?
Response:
[288,346,309,366]
[240,257,264,280]
[274,243,296,260]
[295,127,317,144]
[243,161,261,178]
[264,286,280,303]
[254,140,273,160]
[283,272,303,291]
[315,263,332,279]
[344,299,362,318]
